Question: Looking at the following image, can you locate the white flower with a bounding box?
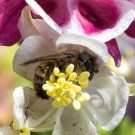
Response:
[7,8,129,135]
[0,6,129,135]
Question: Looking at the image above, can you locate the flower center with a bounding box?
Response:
[42,64,91,110]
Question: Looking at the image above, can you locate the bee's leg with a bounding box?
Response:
[89,72,94,80]
[34,76,49,99]
[34,65,50,99]
[54,60,66,72]
[93,68,99,73]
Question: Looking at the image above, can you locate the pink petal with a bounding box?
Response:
[68,0,135,42]
[36,0,70,26]
[128,0,135,5]
[25,0,62,34]
[106,39,121,67]
[77,0,120,33]
[26,0,135,42]
[125,19,135,38]
[0,0,64,46]
[0,0,26,46]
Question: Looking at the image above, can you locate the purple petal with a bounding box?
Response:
[106,39,121,67]
[77,0,120,33]
[65,0,135,42]
[0,0,65,46]
[36,0,70,26]
[125,19,135,38]
[0,0,26,46]
[26,0,135,42]
[128,0,135,5]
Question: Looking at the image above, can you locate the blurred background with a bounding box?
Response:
[0,33,135,135]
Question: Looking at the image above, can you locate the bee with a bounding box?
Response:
[21,50,99,99]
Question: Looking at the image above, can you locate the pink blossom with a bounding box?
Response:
[1,0,135,67]
[25,0,135,67]
[1,0,135,46]
[0,0,26,46]
[26,0,135,41]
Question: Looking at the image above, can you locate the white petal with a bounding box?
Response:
[13,87,27,128]
[52,108,63,135]
[18,6,60,44]
[25,0,62,34]
[31,108,63,134]
[18,7,40,39]
[56,34,109,63]
[85,76,129,130]
[60,106,100,135]
[33,19,60,44]
[13,36,57,81]
[0,126,16,135]
[13,87,56,130]
[94,65,114,78]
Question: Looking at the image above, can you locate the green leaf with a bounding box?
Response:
[31,131,52,135]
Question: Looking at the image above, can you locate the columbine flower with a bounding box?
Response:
[0,0,134,68]
[25,0,135,42]
[2,7,128,134]
[1,0,135,47]
[10,33,129,135]
[10,32,129,134]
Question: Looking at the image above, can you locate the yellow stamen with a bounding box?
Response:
[68,89,76,98]
[66,64,74,74]
[80,71,90,78]
[20,128,30,135]
[80,83,89,89]
[69,72,77,80]
[58,73,66,78]
[53,67,60,76]
[49,74,56,82]
[42,84,54,91]
[77,95,86,104]
[82,92,91,101]
[78,78,89,85]
[11,122,30,135]
[42,64,91,110]
[73,100,81,110]
[57,78,66,85]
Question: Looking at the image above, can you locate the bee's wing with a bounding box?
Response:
[20,53,67,66]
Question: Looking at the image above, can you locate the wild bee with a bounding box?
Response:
[21,50,99,99]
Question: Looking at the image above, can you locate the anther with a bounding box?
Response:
[42,64,91,110]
